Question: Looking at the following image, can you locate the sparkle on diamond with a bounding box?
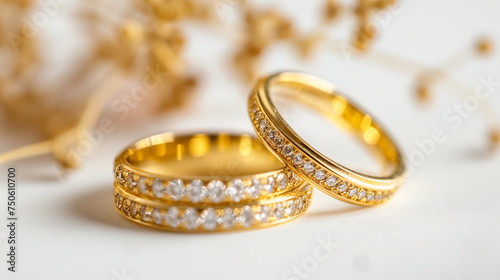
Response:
[262,176,275,194]
[137,177,147,194]
[152,208,163,225]
[357,189,366,200]
[326,176,338,187]
[167,179,185,200]
[200,208,218,230]
[315,169,326,180]
[259,205,270,224]
[226,179,245,202]
[337,182,347,192]
[152,179,165,198]
[182,207,199,230]
[246,179,262,199]
[293,154,303,165]
[166,207,181,228]
[140,206,152,222]
[207,180,225,203]
[366,193,374,202]
[221,208,237,229]
[283,145,293,156]
[348,187,357,197]
[275,203,285,220]
[276,173,288,190]
[239,206,254,228]
[187,179,206,203]
[127,173,137,190]
[303,162,314,173]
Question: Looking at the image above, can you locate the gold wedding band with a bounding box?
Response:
[248,72,406,206]
[113,132,312,232]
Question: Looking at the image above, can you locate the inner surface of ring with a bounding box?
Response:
[125,134,284,178]
[269,79,400,176]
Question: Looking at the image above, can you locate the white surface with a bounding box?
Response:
[1,0,500,279]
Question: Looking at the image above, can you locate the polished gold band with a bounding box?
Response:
[113,132,312,232]
[248,72,406,206]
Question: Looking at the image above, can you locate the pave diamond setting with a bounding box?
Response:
[248,97,395,205]
[226,179,245,202]
[152,179,165,198]
[113,187,312,232]
[167,179,185,201]
[200,208,218,230]
[114,165,300,203]
[187,179,206,203]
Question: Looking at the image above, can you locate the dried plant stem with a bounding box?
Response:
[0,70,124,166]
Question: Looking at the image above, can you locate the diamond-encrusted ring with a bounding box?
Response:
[248,72,406,206]
[114,182,312,232]
[113,132,312,232]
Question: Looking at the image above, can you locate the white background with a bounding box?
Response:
[1,0,500,279]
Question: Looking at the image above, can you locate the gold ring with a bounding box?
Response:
[248,72,406,206]
[113,132,312,232]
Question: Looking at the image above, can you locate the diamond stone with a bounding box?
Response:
[262,176,275,193]
[239,206,254,228]
[187,179,206,203]
[129,202,140,217]
[166,207,181,228]
[297,197,304,210]
[366,193,374,202]
[226,179,245,202]
[326,176,338,187]
[259,120,268,131]
[116,167,126,184]
[276,173,288,190]
[375,193,382,201]
[303,162,314,173]
[152,179,165,198]
[293,154,303,165]
[152,208,163,225]
[122,199,131,213]
[127,173,137,190]
[200,208,218,230]
[137,177,147,194]
[275,203,285,220]
[357,189,366,200]
[285,201,296,216]
[207,180,225,202]
[250,102,256,112]
[290,172,299,184]
[314,169,326,180]
[348,187,357,197]
[114,193,122,208]
[182,207,199,230]
[283,145,293,156]
[267,129,276,141]
[221,208,237,229]
[166,179,185,201]
[274,136,284,147]
[337,182,347,192]
[140,206,152,222]
[255,112,263,120]
[258,205,271,224]
[246,179,262,199]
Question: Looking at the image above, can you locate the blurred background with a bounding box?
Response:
[0,0,499,279]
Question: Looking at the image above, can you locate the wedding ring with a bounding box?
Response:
[113,132,312,232]
[248,72,406,206]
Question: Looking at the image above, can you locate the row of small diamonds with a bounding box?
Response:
[114,189,311,231]
[115,166,299,203]
[249,98,394,204]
